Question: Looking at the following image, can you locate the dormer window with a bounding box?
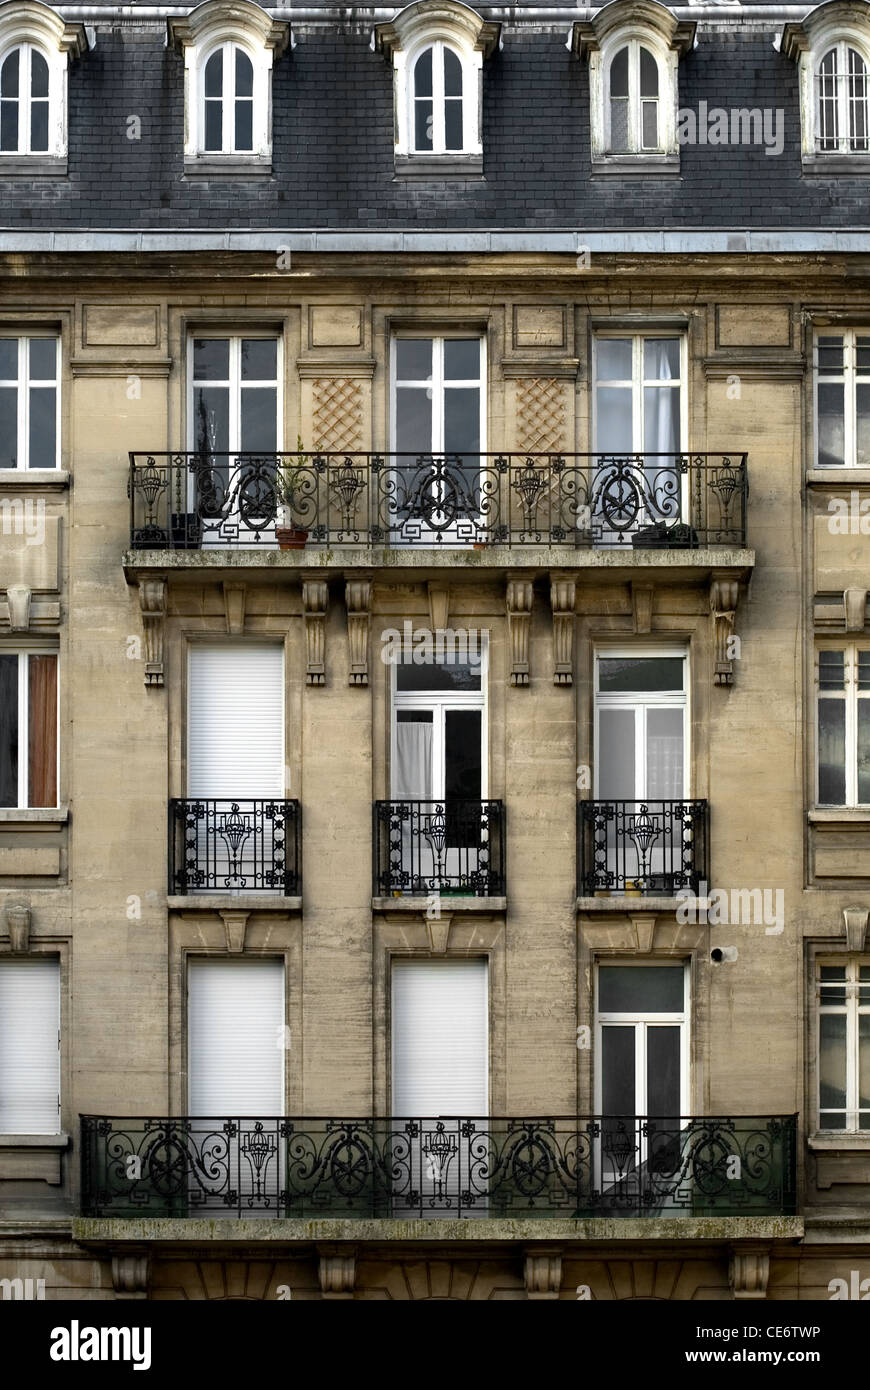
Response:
[572,0,695,173]
[0,0,87,173]
[783,2,870,171]
[168,0,289,174]
[375,0,499,177]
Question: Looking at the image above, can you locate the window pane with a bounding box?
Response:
[240,387,277,452]
[0,387,17,467]
[30,49,48,98]
[597,339,632,381]
[598,707,636,800]
[819,650,845,691]
[395,388,432,453]
[29,99,48,152]
[445,709,481,800]
[241,339,276,381]
[820,965,847,1004]
[818,49,839,150]
[415,98,433,151]
[818,696,846,804]
[193,338,229,380]
[858,651,870,690]
[849,47,868,150]
[1,47,19,96]
[0,655,18,807]
[596,387,633,452]
[644,385,680,454]
[0,98,19,151]
[29,338,55,380]
[599,965,684,1014]
[858,698,870,802]
[599,656,684,693]
[204,100,222,151]
[444,387,479,454]
[443,47,462,97]
[396,660,482,693]
[28,654,56,807]
[857,383,870,467]
[414,47,433,98]
[0,339,16,378]
[234,98,252,151]
[444,340,479,380]
[641,100,658,148]
[818,382,845,466]
[204,49,222,97]
[856,336,870,375]
[646,708,683,799]
[235,47,253,97]
[817,335,844,375]
[29,386,55,467]
[819,1012,847,1118]
[640,47,658,97]
[192,386,230,453]
[610,46,629,98]
[396,339,432,382]
[644,338,681,381]
[610,97,629,151]
[444,97,463,151]
[601,1025,635,1115]
[647,1026,680,1118]
[860,1014,870,1115]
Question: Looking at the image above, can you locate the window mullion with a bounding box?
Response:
[18,336,27,472]
[230,336,241,453]
[433,336,444,453]
[223,41,232,154]
[434,42,444,154]
[847,647,857,805]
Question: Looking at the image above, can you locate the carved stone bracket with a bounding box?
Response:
[729,1246,770,1300]
[507,578,533,687]
[710,575,740,687]
[222,582,246,635]
[550,577,575,685]
[345,580,371,686]
[3,901,31,953]
[318,1246,356,1299]
[525,1248,562,1300]
[111,1253,150,1299]
[428,581,450,633]
[303,580,329,686]
[843,906,869,953]
[219,910,250,954]
[845,587,868,633]
[6,583,32,632]
[632,582,654,636]
[138,577,167,688]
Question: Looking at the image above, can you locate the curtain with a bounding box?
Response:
[28,655,57,808]
[394,721,434,888]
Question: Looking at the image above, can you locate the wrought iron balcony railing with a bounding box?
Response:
[128,451,748,550]
[169,798,301,895]
[373,799,504,897]
[80,1114,796,1218]
[578,799,709,897]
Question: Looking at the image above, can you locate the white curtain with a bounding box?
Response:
[394,721,434,889]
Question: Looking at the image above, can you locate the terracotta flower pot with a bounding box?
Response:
[276,526,309,551]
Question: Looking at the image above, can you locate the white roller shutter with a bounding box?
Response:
[0,959,60,1134]
[392,958,488,1116]
[188,958,285,1115]
[188,643,284,797]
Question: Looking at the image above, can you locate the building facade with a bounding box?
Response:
[0,0,868,1301]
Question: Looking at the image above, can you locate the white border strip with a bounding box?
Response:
[1,229,870,252]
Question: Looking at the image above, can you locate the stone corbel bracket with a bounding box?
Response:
[507,578,533,687]
[346,579,372,686]
[710,573,740,687]
[111,1252,150,1299]
[550,577,575,686]
[138,577,167,688]
[729,1246,770,1300]
[303,580,329,686]
[3,901,31,953]
[843,906,869,953]
[318,1245,356,1299]
[222,582,246,635]
[844,587,868,633]
[219,909,249,954]
[6,583,32,632]
[525,1247,562,1299]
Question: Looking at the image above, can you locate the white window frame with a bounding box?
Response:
[813,329,870,468]
[390,332,486,456]
[0,42,50,155]
[390,634,489,800]
[789,13,870,163]
[186,332,282,454]
[0,334,60,469]
[593,646,690,800]
[0,649,60,810]
[594,959,690,1118]
[815,643,870,807]
[816,957,870,1132]
[591,331,686,456]
[170,0,288,167]
[604,38,664,154]
[406,38,473,155]
[0,4,84,163]
[815,41,870,153]
[198,39,258,156]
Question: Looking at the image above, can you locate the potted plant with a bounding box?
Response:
[275,437,312,550]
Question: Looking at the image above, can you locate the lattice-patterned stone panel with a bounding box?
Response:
[311,378,365,452]
[515,377,567,453]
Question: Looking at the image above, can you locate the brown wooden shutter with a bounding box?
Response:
[28,655,57,808]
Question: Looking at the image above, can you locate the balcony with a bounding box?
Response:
[373,799,505,897]
[578,799,709,897]
[80,1114,796,1218]
[169,798,301,895]
[128,451,747,551]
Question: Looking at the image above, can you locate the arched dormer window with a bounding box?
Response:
[168,0,289,174]
[375,1,499,176]
[573,0,694,172]
[783,1,870,170]
[0,0,87,172]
